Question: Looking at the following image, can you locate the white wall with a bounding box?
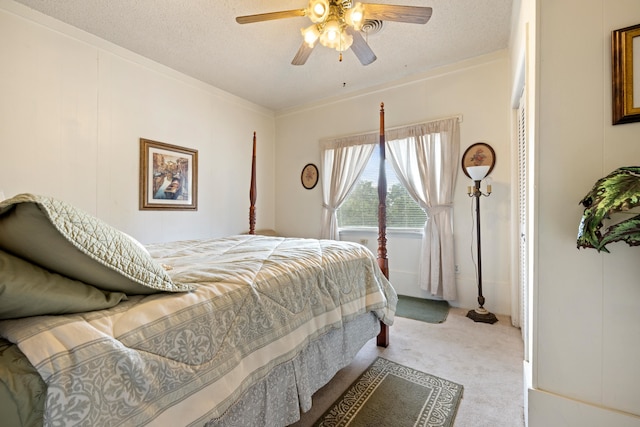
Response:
[275,52,513,315]
[525,0,640,424]
[0,2,276,243]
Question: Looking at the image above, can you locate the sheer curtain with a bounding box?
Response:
[320,134,377,240]
[386,118,460,300]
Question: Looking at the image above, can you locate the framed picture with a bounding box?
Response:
[612,23,640,125]
[139,138,198,210]
[301,163,319,189]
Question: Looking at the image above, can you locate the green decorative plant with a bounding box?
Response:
[577,166,640,252]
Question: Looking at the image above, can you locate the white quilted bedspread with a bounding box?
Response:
[0,235,396,426]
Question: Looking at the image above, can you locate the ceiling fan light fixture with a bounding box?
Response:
[319,19,342,49]
[307,0,330,23]
[301,25,320,47]
[344,2,365,31]
[236,0,432,66]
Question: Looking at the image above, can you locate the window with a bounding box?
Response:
[337,148,427,229]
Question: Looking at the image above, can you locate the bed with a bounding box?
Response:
[0,105,395,427]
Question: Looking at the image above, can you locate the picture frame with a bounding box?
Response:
[301,163,319,190]
[139,138,198,210]
[612,23,640,125]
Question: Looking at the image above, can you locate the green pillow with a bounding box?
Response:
[0,249,127,319]
[0,194,193,295]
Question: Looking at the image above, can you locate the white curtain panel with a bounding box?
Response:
[320,134,377,240]
[386,118,460,300]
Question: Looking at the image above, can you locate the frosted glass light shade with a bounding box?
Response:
[307,0,329,23]
[319,19,341,49]
[301,25,320,47]
[466,165,490,181]
[336,31,353,51]
[345,2,365,30]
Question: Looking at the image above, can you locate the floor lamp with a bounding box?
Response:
[462,142,498,324]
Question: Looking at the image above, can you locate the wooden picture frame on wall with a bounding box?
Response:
[139,138,198,210]
[612,23,640,125]
[301,163,319,190]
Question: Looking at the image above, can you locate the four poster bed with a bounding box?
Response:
[0,105,394,426]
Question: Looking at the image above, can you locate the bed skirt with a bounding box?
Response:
[204,311,380,426]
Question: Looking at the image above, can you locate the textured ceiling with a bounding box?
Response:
[11,0,514,112]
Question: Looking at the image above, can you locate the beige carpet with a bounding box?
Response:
[290,308,524,427]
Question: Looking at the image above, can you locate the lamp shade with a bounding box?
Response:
[301,25,320,47]
[307,0,330,23]
[336,31,353,51]
[466,165,490,181]
[319,19,341,49]
[345,2,365,30]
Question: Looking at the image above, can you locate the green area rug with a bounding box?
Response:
[314,357,463,427]
[395,295,450,323]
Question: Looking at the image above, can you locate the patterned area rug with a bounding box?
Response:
[314,357,463,427]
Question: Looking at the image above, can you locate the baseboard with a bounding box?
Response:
[523,360,531,427]
[528,388,640,427]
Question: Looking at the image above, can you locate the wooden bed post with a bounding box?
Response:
[249,132,257,235]
[377,103,390,348]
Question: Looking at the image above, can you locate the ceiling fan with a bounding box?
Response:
[236,0,432,66]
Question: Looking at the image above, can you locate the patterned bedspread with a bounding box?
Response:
[0,235,396,426]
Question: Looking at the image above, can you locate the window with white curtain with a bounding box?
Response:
[336,132,447,230]
[328,120,457,234]
[322,116,459,299]
[337,146,429,229]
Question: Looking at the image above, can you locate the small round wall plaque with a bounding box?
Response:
[461,142,496,179]
[301,163,318,190]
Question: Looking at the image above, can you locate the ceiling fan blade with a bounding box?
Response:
[362,4,432,24]
[236,9,306,24]
[291,42,315,66]
[346,27,377,65]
